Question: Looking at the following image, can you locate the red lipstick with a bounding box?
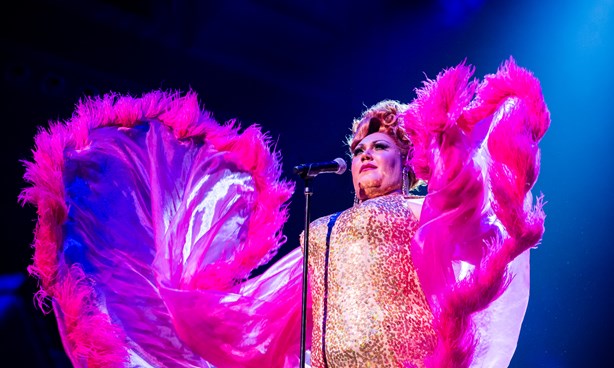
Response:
[360,163,377,173]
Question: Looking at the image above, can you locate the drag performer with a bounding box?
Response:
[20,57,549,367]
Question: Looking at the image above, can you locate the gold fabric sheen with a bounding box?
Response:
[305,193,437,367]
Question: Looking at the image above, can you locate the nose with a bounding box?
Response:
[360,148,373,161]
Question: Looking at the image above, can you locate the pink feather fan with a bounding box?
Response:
[404,57,550,367]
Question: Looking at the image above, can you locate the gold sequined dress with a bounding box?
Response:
[305,193,437,368]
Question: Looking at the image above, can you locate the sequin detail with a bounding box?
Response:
[305,193,436,367]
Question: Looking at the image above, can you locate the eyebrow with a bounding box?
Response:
[356,140,391,148]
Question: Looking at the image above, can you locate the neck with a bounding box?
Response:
[358,188,402,203]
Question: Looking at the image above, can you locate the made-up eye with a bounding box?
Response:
[352,147,364,157]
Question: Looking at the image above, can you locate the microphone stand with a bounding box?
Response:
[299,176,312,368]
[294,158,346,367]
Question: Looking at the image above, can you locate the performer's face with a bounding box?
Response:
[351,132,403,201]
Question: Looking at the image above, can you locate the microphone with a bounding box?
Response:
[293,157,347,179]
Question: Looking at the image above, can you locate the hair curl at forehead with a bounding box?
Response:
[346,100,412,161]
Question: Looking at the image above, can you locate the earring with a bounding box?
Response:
[354,194,360,206]
[402,167,410,196]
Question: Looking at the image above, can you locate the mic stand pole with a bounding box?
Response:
[299,176,312,368]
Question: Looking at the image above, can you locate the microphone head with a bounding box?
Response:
[333,157,347,175]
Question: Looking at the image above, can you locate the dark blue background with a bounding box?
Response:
[2,1,612,366]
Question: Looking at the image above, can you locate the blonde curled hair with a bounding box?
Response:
[346,100,420,190]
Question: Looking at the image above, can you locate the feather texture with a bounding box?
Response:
[19,90,295,367]
[404,57,550,367]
